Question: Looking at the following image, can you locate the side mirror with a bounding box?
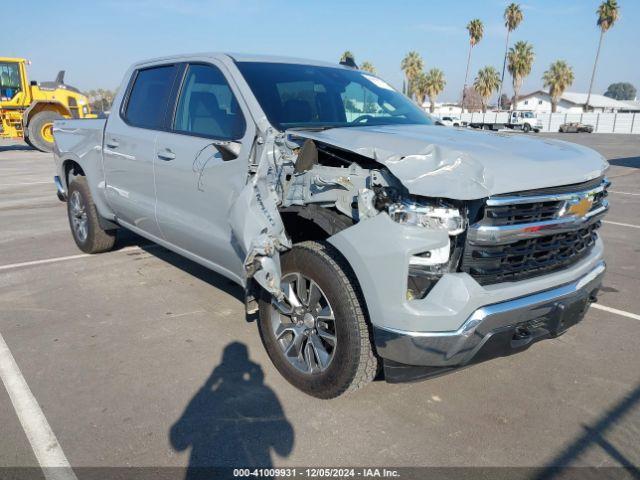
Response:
[215,141,242,161]
[30,80,38,86]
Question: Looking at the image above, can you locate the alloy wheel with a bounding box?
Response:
[69,190,89,243]
[269,272,337,374]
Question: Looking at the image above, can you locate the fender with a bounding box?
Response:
[23,100,71,127]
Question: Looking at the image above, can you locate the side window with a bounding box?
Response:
[124,65,177,129]
[174,64,246,140]
[0,62,22,100]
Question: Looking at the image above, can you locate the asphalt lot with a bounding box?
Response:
[0,133,639,477]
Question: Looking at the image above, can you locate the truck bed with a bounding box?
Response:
[53,118,106,159]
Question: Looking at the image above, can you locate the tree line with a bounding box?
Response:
[84,89,117,113]
[343,0,625,113]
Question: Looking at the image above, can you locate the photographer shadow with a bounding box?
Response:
[170,342,294,479]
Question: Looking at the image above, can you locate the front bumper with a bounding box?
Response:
[375,261,605,380]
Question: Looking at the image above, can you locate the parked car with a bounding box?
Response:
[438,116,464,127]
[53,53,609,398]
[559,122,594,133]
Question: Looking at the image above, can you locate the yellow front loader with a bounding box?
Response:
[0,57,96,152]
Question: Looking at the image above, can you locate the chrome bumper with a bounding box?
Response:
[375,261,605,368]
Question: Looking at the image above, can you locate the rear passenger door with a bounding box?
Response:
[154,60,255,282]
[103,64,178,239]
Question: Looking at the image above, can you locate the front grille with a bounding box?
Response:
[462,223,600,285]
[484,180,608,228]
[484,200,563,226]
[462,178,608,285]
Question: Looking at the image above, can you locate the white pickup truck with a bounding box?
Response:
[53,53,609,398]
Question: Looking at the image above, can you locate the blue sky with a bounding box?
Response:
[5,0,639,102]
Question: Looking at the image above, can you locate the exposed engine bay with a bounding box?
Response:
[230,128,468,303]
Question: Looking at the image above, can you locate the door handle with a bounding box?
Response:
[106,138,119,149]
[157,149,176,161]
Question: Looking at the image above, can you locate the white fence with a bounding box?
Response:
[458,112,640,134]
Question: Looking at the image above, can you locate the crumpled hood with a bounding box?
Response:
[290,124,608,199]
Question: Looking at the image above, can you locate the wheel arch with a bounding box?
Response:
[59,155,116,222]
[23,101,71,127]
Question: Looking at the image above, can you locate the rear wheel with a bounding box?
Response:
[66,175,117,253]
[258,241,378,399]
[27,111,62,153]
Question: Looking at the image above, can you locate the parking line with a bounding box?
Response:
[603,220,640,229]
[609,190,640,196]
[0,333,77,480]
[592,304,640,321]
[0,246,149,272]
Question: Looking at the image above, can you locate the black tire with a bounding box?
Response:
[66,175,117,253]
[258,241,378,399]
[24,136,35,149]
[523,123,531,133]
[27,111,62,153]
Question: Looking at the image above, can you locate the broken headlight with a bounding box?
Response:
[387,198,465,235]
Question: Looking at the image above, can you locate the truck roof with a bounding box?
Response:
[130,52,346,70]
[0,57,27,63]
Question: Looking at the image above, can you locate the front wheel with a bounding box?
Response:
[523,123,531,133]
[67,175,117,253]
[258,241,378,399]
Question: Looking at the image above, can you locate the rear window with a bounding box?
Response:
[124,65,177,129]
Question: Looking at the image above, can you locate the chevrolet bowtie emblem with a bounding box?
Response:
[566,196,594,217]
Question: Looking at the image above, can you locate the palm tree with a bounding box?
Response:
[424,68,446,113]
[462,19,484,111]
[498,3,523,109]
[474,66,501,112]
[401,51,424,101]
[413,72,428,107]
[360,61,377,74]
[543,61,574,113]
[340,51,355,63]
[585,0,620,111]
[507,41,534,108]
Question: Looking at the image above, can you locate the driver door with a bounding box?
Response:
[154,60,255,281]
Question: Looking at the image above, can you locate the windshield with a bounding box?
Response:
[236,61,433,130]
[0,62,22,101]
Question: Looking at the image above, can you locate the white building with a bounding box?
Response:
[426,102,464,117]
[514,90,638,113]
[620,100,640,112]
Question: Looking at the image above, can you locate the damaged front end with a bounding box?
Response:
[230,127,469,307]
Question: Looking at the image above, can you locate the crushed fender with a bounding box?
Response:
[229,131,292,300]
